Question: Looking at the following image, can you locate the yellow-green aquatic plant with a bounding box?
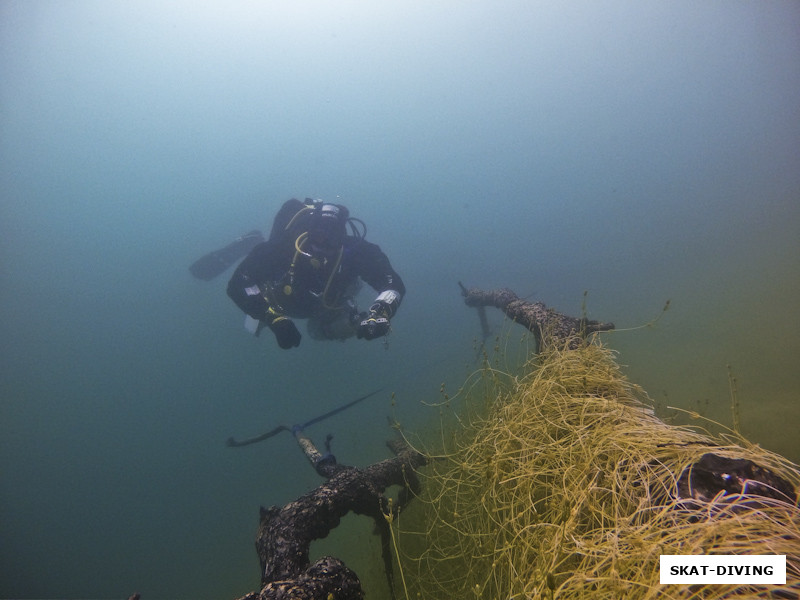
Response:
[396,339,800,599]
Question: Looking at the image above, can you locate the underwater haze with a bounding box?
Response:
[1,1,799,598]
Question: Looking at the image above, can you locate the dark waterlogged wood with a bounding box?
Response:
[234,430,426,600]
[459,284,615,351]
[677,452,796,507]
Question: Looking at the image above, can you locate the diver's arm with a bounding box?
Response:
[227,242,302,348]
[354,240,405,318]
[226,242,281,321]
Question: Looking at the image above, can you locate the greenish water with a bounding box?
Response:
[1,2,798,598]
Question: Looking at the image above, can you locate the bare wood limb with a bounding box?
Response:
[459,285,614,351]
[237,430,426,600]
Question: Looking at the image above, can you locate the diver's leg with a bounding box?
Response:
[307,304,358,341]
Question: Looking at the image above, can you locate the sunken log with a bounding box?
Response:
[235,430,426,600]
[459,284,615,351]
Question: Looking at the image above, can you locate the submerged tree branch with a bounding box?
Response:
[235,429,426,600]
[458,284,615,351]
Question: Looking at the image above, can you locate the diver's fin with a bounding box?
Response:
[189,230,264,281]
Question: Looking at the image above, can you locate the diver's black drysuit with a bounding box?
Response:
[226,199,405,347]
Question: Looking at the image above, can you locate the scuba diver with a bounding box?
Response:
[206,198,404,350]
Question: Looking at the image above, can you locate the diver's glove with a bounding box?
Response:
[266,309,301,349]
[357,290,402,341]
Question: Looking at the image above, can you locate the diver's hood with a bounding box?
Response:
[307,203,348,249]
